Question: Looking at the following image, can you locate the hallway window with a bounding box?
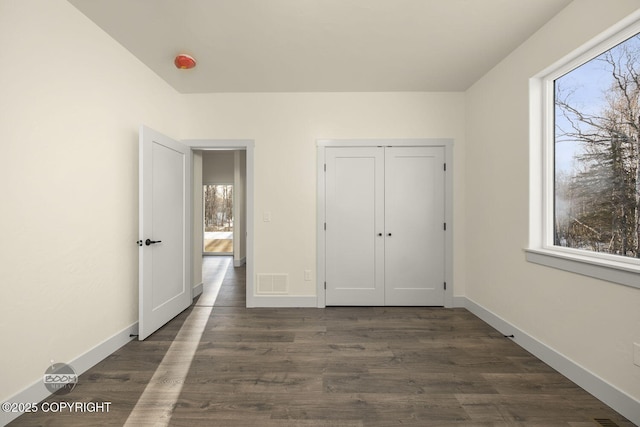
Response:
[203,184,233,254]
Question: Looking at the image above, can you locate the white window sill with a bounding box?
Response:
[525,248,640,290]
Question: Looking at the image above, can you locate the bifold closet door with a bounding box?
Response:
[325,147,385,305]
[325,146,445,306]
[384,146,445,306]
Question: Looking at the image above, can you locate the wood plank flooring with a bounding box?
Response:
[212,259,245,308]
[204,238,233,253]
[9,258,634,426]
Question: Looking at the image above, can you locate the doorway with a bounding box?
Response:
[203,184,234,255]
[186,140,255,308]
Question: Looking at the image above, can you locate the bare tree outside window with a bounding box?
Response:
[555,34,640,258]
[203,184,233,232]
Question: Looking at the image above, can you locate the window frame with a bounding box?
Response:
[527,11,640,290]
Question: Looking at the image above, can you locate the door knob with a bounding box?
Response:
[145,239,162,246]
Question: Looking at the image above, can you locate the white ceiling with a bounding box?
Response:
[67,0,572,93]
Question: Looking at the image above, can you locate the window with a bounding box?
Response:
[528,15,640,289]
[203,184,234,254]
[555,34,640,258]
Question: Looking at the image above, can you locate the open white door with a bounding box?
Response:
[138,125,191,340]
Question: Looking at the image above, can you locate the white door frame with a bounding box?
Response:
[183,139,256,307]
[317,138,454,308]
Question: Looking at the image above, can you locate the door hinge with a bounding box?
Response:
[444,282,447,290]
[324,163,326,172]
[324,281,327,290]
[444,223,447,231]
[444,163,447,171]
[324,222,327,230]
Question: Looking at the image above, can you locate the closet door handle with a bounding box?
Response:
[387,233,392,237]
[378,233,383,236]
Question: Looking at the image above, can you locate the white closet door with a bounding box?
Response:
[384,146,445,306]
[325,147,385,305]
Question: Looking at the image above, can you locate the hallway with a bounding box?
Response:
[9,258,633,426]
[205,257,245,308]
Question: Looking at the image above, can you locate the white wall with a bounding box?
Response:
[202,150,235,184]
[193,151,203,287]
[0,0,184,403]
[465,0,640,407]
[235,150,247,264]
[183,92,466,297]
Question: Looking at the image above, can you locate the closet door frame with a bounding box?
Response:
[317,138,454,308]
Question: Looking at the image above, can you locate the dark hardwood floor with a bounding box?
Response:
[211,259,246,308]
[9,258,634,426]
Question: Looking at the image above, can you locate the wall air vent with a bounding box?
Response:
[256,274,289,294]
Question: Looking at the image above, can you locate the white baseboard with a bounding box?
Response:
[463,297,640,426]
[452,295,466,308]
[248,295,317,308]
[0,322,138,426]
[234,257,246,267]
[192,282,203,298]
